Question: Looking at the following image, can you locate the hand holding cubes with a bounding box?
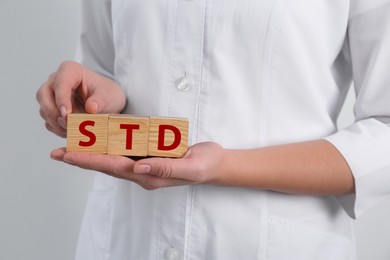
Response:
[67,114,188,157]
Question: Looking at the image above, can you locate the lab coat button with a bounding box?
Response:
[177,76,190,91]
[164,247,179,260]
[176,70,190,91]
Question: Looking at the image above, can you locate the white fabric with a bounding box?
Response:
[75,0,390,259]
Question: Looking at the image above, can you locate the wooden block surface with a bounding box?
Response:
[107,114,149,156]
[66,113,109,154]
[148,116,188,157]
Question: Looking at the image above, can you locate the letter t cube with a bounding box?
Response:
[107,114,149,156]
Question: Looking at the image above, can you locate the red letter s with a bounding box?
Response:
[79,120,96,147]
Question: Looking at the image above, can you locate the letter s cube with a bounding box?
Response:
[66,113,109,154]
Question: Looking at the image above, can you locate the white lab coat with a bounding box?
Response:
[75,0,390,259]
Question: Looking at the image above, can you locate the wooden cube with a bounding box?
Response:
[66,113,109,153]
[107,114,149,156]
[66,114,189,158]
[148,116,189,157]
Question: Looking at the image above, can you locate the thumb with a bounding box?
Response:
[133,155,196,180]
[84,77,126,114]
[84,98,100,114]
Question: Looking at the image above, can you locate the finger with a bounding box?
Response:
[37,81,64,133]
[62,152,135,176]
[45,122,66,138]
[36,72,55,105]
[53,61,84,117]
[133,156,200,181]
[50,147,67,161]
[128,174,190,190]
[62,152,190,189]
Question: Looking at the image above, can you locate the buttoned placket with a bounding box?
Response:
[159,0,207,259]
[165,0,206,129]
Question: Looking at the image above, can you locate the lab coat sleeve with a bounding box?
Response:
[324,1,390,219]
[75,0,115,79]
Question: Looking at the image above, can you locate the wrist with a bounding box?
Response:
[211,147,237,186]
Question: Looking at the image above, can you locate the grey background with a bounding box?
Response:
[1,0,389,259]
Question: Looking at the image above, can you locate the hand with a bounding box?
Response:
[51,142,229,190]
[36,61,126,137]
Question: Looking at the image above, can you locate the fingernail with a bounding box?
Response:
[57,117,67,129]
[90,101,99,114]
[50,154,62,161]
[135,164,151,174]
[60,106,67,118]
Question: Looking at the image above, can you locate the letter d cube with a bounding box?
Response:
[148,116,189,157]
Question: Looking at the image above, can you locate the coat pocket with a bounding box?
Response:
[75,189,114,260]
[266,216,355,260]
